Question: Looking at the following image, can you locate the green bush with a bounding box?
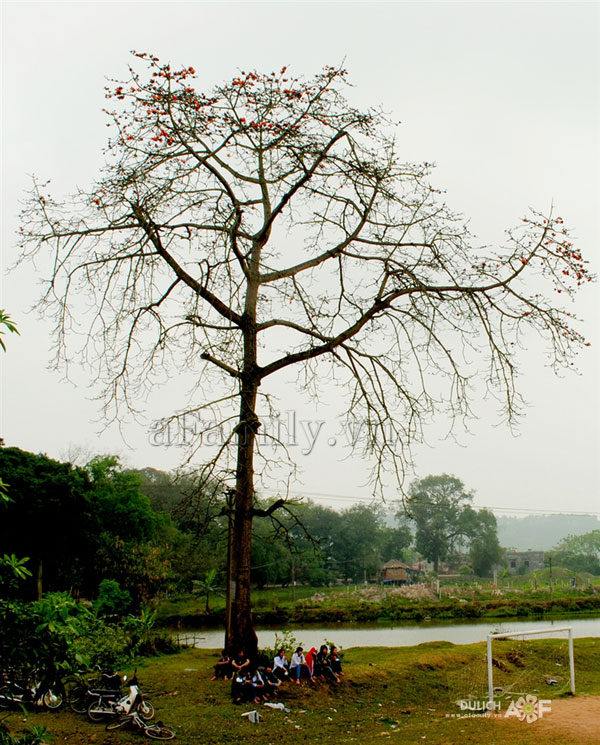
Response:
[72,616,133,668]
[0,592,180,681]
[94,579,132,617]
[0,593,89,676]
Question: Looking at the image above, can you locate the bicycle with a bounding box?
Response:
[105,710,175,740]
[67,667,122,714]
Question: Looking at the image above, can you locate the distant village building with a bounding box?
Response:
[505,549,545,575]
[381,560,414,585]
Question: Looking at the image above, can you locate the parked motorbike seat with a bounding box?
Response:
[92,688,122,696]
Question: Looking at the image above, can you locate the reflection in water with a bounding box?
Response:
[175,615,600,649]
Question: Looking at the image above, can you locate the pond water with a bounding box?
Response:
[174,615,600,649]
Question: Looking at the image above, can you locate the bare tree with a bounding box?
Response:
[18,55,592,654]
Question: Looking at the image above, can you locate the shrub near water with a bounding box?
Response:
[0,593,178,678]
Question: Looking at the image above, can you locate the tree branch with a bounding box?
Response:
[132,203,244,325]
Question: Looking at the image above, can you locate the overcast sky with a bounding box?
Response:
[1,1,598,516]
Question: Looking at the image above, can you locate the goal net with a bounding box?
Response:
[445,626,575,708]
[486,627,575,703]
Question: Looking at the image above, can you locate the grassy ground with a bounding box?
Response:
[5,638,600,745]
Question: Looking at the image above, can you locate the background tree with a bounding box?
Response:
[86,456,158,543]
[496,514,600,552]
[333,504,385,583]
[407,474,501,574]
[0,311,19,508]
[192,568,221,613]
[557,530,600,558]
[0,445,93,598]
[465,509,504,576]
[134,467,231,591]
[130,466,192,515]
[283,501,343,587]
[19,57,592,654]
[249,518,291,589]
[407,474,473,572]
[0,446,172,603]
[380,511,413,564]
[547,530,600,574]
[84,457,169,606]
[0,316,32,588]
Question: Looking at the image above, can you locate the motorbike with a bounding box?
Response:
[68,668,123,714]
[0,669,64,710]
[87,674,154,722]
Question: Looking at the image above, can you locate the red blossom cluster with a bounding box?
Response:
[520,213,592,291]
[100,56,350,162]
[150,128,174,145]
[131,50,160,62]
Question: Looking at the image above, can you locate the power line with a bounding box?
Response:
[258,486,600,517]
[134,474,599,517]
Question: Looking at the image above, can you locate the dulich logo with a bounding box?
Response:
[450,695,552,723]
[504,694,551,723]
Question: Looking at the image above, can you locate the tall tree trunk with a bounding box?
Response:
[227,299,261,658]
[229,376,260,658]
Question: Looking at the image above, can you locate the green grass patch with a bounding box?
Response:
[6,638,600,745]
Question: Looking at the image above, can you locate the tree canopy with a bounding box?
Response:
[547,529,600,574]
[18,57,593,653]
[0,446,165,602]
[0,445,93,598]
[86,456,158,543]
[407,474,501,573]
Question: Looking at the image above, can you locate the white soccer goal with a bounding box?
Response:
[487,626,575,704]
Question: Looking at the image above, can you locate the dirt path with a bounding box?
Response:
[535,696,599,742]
[493,695,600,744]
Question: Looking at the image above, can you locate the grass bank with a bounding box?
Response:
[156,581,600,628]
[7,638,600,745]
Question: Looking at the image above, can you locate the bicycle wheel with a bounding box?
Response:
[68,685,88,714]
[138,699,155,721]
[87,701,109,722]
[144,723,175,740]
[106,714,131,731]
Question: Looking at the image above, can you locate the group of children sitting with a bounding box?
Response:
[211,643,344,704]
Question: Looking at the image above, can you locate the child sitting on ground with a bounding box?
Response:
[290,646,312,685]
[211,649,232,681]
[273,648,290,681]
[315,644,340,683]
[329,645,343,676]
[263,666,281,698]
